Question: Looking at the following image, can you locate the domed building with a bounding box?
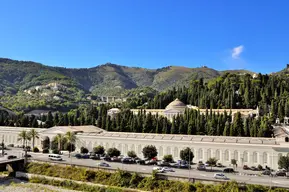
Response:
[164,98,187,121]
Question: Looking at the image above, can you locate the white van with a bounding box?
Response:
[48,154,62,161]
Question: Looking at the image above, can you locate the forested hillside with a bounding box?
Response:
[0,58,252,112]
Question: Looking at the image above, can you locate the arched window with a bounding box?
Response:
[130,144,135,152]
[215,150,220,160]
[234,150,238,161]
[124,144,128,154]
[253,152,258,163]
[224,150,229,161]
[138,145,142,154]
[88,141,93,151]
[207,149,211,159]
[263,152,268,164]
[198,149,203,160]
[159,146,163,156]
[174,147,178,158]
[166,147,171,155]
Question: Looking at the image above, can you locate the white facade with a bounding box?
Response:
[1,125,289,170]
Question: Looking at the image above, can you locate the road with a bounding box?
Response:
[3,148,289,188]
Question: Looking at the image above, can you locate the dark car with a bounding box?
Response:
[81,154,90,159]
[24,154,32,158]
[7,155,17,159]
[89,155,100,160]
[276,171,286,177]
[157,161,171,167]
[136,159,145,165]
[243,165,250,170]
[223,168,235,173]
[262,170,271,175]
[74,154,82,159]
[122,158,135,164]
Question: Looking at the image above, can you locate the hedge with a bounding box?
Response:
[25,162,288,192]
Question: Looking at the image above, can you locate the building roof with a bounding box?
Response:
[165,98,186,110]
[77,131,278,146]
[39,125,106,135]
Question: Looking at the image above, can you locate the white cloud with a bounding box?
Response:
[231,45,244,59]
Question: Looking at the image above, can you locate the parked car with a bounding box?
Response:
[24,154,32,158]
[214,173,229,180]
[161,167,175,172]
[74,154,82,159]
[122,157,135,164]
[223,168,234,173]
[136,159,145,165]
[98,162,110,167]
[262,170,271,175]
[276,171,286,177]
[243,165,250,170]
[81,154,90,159]
[146,159,158,165]
[89,154,100,160]
[7,155,17,159]
[216,163,225,168]
[250,166,259,171]
[157,161,171,167]
[197,163,206,171]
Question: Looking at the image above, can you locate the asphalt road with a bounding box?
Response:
[3,148,289,188]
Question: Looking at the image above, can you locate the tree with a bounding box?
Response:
[142,145,158,159]
[231,159,237,170]
[180,147,194,163]
[55,133,65,152]
[93,145,105,155]
[107,147,121,157]
[18,130,31,149]
[28,129,39,149]
[278,153,289,171]
[80,147,89,154]
[65,131,77,158]
[206,157,218,171]
[127,150,137,158]
[163,154,174,163]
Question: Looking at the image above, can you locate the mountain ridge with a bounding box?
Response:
[0,57,256,112]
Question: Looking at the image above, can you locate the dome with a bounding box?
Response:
[165,98,186,110]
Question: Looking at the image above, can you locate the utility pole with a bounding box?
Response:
[24,139,28,166]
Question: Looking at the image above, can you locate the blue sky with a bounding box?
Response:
[0,0,288,73]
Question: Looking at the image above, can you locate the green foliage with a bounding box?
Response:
[26,162,287,192]
[127,151,137,158]
[180,147,194,162]
[93,145,105,155]
[142,145,158,159]
[107,147,121,157]
[80,147,89,154]
[42,148,49,153]
[163,154,174,163]
[278,153,289,171]
[32,147,39,153]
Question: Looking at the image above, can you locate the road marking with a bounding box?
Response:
[142,169,146,171]
[200,174,207,177]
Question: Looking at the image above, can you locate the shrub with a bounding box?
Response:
[7,144,14,147]
[80,147,89,154]
[142,145,158,159]
[42,148,49,153]
[163,154,174,163]
[52,149,59,154]
[127,151,137,158]
[107,148,121,157]
[32,147,39,153]
[258,164,263,170]
[93,145,105,155]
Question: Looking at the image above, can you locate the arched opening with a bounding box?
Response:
[207,149,212,159]
[285,137,289,142]
[224,150,229,161]
[41,136,50,149]
[198,148,203,160]
[243,151,248,163]
[215,150,220,160]
[253,152,258,163]
[263,152,268,164]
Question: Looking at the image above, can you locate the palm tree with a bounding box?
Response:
[65,131,77,157]
[28,129,39,149]
[55,133,65,151]
[18,130,31,149]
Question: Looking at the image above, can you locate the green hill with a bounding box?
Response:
[0,58,255,112]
